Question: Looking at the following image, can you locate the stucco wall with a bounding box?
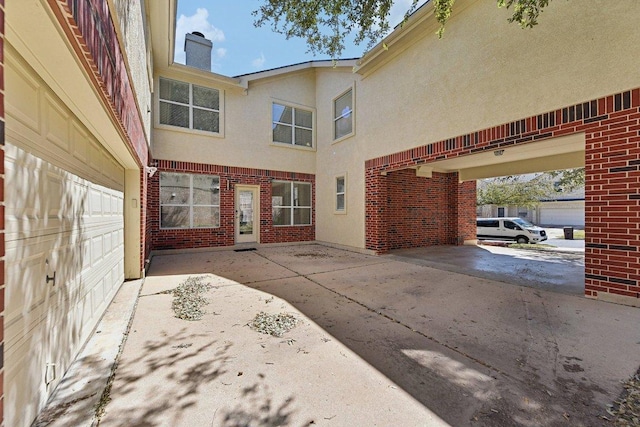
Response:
[358,0,640,160]
[317,0,640,250]
[152,69,318,174]
[112,0,153,143]
[314,69,365,248]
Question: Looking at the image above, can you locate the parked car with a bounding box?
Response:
[477,217,547,244]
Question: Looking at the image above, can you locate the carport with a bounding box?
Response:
[365,90,640,307]
[388,244,585,295]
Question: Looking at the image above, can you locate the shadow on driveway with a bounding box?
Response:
[101,244,637,427]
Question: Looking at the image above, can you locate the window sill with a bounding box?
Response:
[159,226,221,230]
[273,224,313,227]
[332,132,355,145]
[269,142,316,152]
[155,123,225,138]
[334,210,347,215]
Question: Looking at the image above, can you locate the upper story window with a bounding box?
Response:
[160,172,220,229]
[333,88,354,140]
[272,103,313,147]
[159,77,220,134]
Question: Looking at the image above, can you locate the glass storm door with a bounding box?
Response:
[235,185,259,244]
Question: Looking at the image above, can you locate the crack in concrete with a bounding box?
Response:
[252,251,518,383]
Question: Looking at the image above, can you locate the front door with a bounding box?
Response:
[235,185,260,244]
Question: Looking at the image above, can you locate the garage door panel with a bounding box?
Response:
[7,57,41,133]
[44,92,71,152]
[539,201,585,227]
[6,53,126,426]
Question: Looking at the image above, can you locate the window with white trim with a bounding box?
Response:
[160,172,220,228]
[159,77,220,133]
[272,103,313,147]
[333,88,353,140]
[272,181,312,226]
[336,176,346,212]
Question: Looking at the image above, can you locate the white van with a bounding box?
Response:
[477,217,547,244]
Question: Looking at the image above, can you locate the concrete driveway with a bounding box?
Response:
[89,245,640,426]
[94,244,638,427]
[389,244,585,295]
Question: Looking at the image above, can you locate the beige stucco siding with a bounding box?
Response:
[317,0,640,249]
[358,0,640,160]
[112,0,153,143]
[314,69,365,248]
[152,69,317,174]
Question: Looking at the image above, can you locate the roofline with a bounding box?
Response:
[354,2,438,76]
[235,59,359,82]
[540,198,585,202]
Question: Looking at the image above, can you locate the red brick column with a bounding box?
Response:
[454,179,477,245]
[0,0,5,421]
[365,169,388,253]
[584,104,640,302]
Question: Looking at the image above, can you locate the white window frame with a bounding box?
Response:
[156,76,224,137]
[271,101,315,149]
[271,180,312,226]
[159,172,220,229]
[333,85,355,142]
[335,174,347,214]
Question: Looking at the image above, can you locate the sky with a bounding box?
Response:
[174,0,425,77]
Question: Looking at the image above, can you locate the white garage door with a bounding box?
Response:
[5,52,125,427]
[539,201,585,227]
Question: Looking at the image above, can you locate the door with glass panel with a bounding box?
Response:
[235,185,260,244]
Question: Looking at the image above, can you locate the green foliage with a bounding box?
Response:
[253,0,419,59]
[477,168,584,207]
[547,167,584,192]
[497,0,551,28]
[434,0,456,38]
[253,0,555,58]
[477,175,552,208]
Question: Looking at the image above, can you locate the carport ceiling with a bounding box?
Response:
[423,133,585,181]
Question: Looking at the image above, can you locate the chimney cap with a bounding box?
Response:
[192,31,205,38]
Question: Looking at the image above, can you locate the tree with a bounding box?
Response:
[477,168,584,208]
[253,0,554,59]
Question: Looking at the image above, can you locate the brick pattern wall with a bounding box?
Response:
[0,0,4,421]
[149,160,315,250]
[385,170,474,250]
[455,180,477,245]
[366,88,640,302]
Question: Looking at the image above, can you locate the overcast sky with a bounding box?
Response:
[174,0,425,77]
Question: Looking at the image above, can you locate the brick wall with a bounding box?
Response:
[366,88,640,303]
[455,179,477,245]
[385,170,475,250]
[0,0,4,420]
[149,160,315,250]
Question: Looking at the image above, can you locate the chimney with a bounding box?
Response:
[184,31,212,71]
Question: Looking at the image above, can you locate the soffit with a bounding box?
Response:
[419,133,586,180]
